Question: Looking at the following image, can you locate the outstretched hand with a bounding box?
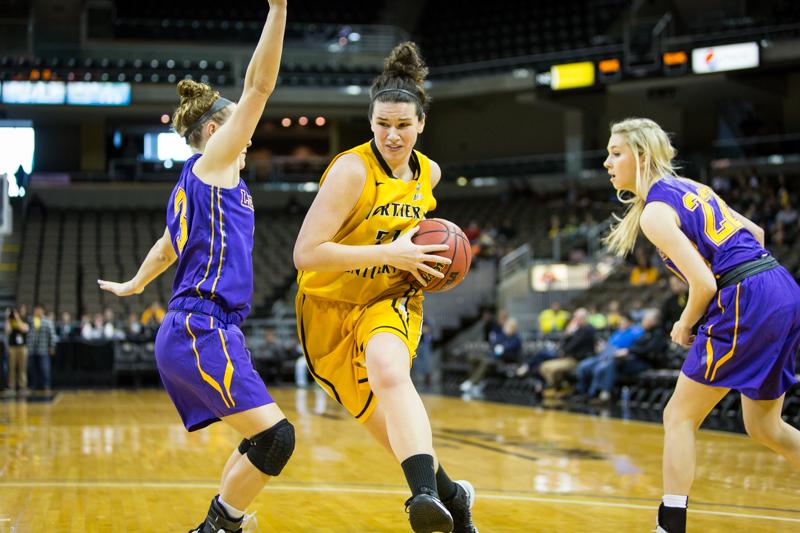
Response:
[97,279,142,297]
[385,226,451,287]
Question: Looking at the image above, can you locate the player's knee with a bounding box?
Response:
[744,417,779,446]
[368,363,409,391]
[245,418,295,476]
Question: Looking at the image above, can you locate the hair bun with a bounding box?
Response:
[177,79,211,100]
[383,42,428,85]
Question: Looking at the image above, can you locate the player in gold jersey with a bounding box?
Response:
[293,42,478,533]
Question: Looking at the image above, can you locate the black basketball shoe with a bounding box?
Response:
[405,487,454,533]
[443,480,478,533]
[189,495,243,533]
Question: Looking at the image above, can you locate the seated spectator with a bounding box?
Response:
[140,301,165,329]
[81,313,104,341]
[606,300,622,329]
[538,301,570,335]
[630,249,658,286]
[586,305,607,331]
[612,309,668,380]
[519,308,596,391]
[102,308,121,339]
[575,313,644,401]
[460,317,522,395]
[57,311,75,340]
[484,308,508,342]
[124,313,143,340]
[464,220,481,243]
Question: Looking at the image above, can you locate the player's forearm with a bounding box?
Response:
[295,242,389,272]
[130,238,176,291]
[243,3,287,95]
[678,282,717,328]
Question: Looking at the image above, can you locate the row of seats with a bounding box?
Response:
[17,206,297,319]
[415,0,627,67]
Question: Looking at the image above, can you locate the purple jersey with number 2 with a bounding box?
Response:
[646,176,800,400]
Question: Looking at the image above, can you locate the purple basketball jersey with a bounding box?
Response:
[645,177,766,281]
[166,154,255,320]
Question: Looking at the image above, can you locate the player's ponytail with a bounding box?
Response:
[171,79,232,149]
[369,41,430,120]
[603,118,679,256]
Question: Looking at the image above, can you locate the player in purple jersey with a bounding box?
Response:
[602,118,800,533]
[98,2,291,532]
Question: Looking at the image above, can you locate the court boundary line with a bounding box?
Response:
[1,481,798,523]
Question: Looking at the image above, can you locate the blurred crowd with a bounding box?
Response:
[2,301,166,396]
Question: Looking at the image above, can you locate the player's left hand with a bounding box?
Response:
[98,279,142,297]
[670,321,695,347]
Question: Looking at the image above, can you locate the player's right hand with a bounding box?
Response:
[385,226,451,287]
[97,279,143,297]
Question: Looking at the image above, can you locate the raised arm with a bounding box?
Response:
[98,227,177,297]
[640,202,717,347]
[195,0,287,172]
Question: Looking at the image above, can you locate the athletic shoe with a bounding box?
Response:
[405,487,454,533]
[443,480,478,533]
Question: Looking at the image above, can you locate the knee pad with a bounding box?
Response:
[245,418,295,476]
[237,438,251,455]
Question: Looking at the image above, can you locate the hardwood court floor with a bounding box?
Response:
[0,389,798,532]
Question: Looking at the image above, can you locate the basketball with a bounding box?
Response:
[406,218,472,292]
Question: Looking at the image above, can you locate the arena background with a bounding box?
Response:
[1,1,800,531]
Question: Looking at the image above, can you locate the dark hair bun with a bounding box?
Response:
[383,42,428,85]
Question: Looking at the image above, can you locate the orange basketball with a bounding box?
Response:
[406,218,472,292]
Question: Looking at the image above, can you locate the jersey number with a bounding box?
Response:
[173,187,189,253]
[375,229,402,245]
[681,185,742,246]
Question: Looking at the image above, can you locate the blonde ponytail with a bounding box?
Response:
[602,118,678,256]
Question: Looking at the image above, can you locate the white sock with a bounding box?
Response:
[218,495,245,519]
[662,494,688,508]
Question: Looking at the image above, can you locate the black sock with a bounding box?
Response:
[658,503,687,533]
[401,454,438,498]
[436,465,458,501]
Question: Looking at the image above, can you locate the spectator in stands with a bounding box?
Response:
[139,300,165,329]
[538,301,570,335]
[630,248,658,286]
[81,313,103,341]
[460,317,522,395]
[5,306,29,396]
[56,311,75,340]
[606,300,622,329]
[575,313,644,401]
[589,309,668,403]
[464,220,481,243]
[103,308,121,339]
[124,313,143,340]
[27,304,57,394]
[484,308,507,342]
[519,308,596,390]
[660,276,688,332]
[586,304,607,331]
[629,299,647,323]
[775,202,798,228]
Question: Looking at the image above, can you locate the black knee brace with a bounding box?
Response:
[237,438,251,455]
[245,418,295,476]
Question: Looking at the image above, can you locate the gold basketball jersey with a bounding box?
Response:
[297,140,437,304]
